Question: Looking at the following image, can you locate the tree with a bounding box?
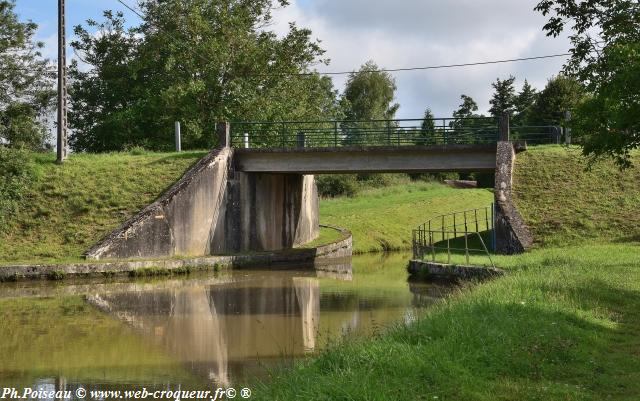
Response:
[530,75,583,125]
[535,0,640,167]
[341,61,399,121]
[69,0,340,152]
[416,107,436,145]
[451,95,486,144]
[340,61,399,145]
[0,0,54,149]
[514,79,538,124]
[488,75,516,118]
[452,95,479,119]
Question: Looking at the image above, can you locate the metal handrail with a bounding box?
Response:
[230,117,500,149]
[412,204,496,268]
[412,230,495,268]
[229,119,563,149]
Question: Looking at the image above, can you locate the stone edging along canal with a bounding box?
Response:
[0,225,353,282]
[408,260,505,281]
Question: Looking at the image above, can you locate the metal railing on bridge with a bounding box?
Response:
[230,118,564,150]
[412,204,496,268]
[511,125,563,145]
[230,118,499,149]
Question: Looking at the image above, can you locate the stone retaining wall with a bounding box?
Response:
[408,260,505,280]
[494,141,533,254]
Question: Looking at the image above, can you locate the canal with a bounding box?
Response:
[0,253,453,393]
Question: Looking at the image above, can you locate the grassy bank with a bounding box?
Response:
[513,146,640,246]
[0,151,205,265]
[319,182,493,254]
[256,244,640,401]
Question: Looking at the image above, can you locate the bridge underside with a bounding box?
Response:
[234,145,497,174]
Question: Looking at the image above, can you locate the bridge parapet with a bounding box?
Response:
[230,118,500,149]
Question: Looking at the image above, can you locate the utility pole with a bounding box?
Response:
[57,0,68,163]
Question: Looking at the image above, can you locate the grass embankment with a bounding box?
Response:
[0,151,205,265]
[257,245,640,401]
[513,146,640,246]
[319,182,493,254]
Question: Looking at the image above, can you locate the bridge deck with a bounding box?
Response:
[233,144,497,174]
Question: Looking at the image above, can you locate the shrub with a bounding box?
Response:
[316,174,358,197]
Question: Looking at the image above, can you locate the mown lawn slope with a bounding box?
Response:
[319,182,494,254]
[0,151,205,265]
[513,146,640,246]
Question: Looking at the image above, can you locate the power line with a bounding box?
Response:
[0,52,571,76]
[267,53,572,77]
[116,0,144,19]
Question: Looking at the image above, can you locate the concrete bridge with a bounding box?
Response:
[234,145,497,174]
[85,118,532,261]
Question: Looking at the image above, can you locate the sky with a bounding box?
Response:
[14,0,571,119]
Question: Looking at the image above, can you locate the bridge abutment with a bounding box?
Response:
[212,172,319,253]
[85,148,319,260]
[494,141,533,254]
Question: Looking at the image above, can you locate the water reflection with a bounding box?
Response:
[0,253,453,390]
[87,275,324,386]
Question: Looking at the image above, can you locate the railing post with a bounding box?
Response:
[499,113,510,141]
[443,119,447,145]
[564,111,572,145]
[412,230,416,259]
[216,122,230,148]
[453,213,457,238]
[431,231,435,262]
[243,132,249,149]
[474,209,479,232]
[334,121,338,147]
[174,121,181,152]
[281,122,286,148]
[297,132,306,148]
[386,120,391,145]
[464,233,469,265]
[464,211,468,236]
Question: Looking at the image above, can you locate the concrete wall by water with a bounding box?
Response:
[85,148,233,260]
[211,173,319,253]
[85,148,320,260]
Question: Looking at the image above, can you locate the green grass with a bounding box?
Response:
[513,146,640,246]
[0,151,206,265]
[319,182,493,254]
[256,244,640,401]
[296,226,347,249]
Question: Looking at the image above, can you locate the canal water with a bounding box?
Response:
[0,252,452,394]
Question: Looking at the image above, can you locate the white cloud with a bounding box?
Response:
[272,0,571,118]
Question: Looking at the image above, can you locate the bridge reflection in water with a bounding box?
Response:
[86,266,450,386]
